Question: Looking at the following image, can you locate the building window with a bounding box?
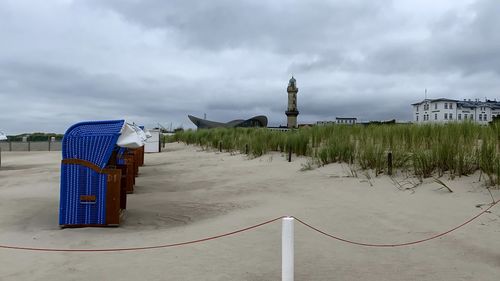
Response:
[479,114,483,121]
[444,113,448,120]
[450,103,453,109]
[458,114,461,120]
[484,115,488,121]
[445,103,448,109]
[470,115,473,120]
[416,116,419,121]
[464,114,468,119]
[450,113,453,120]
[435,114,437,120]
[416,106,419,112]
[435,103,438,109]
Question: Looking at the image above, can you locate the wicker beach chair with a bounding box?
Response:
[59,120,124,227]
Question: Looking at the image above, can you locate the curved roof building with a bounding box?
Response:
[188,115,268,129]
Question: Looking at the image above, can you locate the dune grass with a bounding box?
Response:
[172,122,500,186]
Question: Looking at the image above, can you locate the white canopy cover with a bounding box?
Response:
[116,123,147,148]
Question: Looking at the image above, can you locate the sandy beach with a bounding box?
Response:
[0,142,499,281]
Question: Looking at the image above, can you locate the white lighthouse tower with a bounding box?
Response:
[285,76,299,128]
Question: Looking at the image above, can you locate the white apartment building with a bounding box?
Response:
[412,98,500,124]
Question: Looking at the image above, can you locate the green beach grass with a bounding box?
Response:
[172,122,500,186]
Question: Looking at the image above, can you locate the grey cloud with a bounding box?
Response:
[0,60,202,132]
[291,0,500,76]
[86,0,388,53]
[1,0,500,134]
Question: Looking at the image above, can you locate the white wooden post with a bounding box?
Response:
[282,217,294,281]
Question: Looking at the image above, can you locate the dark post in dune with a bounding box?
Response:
[388,152,393,176]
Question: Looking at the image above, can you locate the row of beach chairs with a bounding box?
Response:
[59,120,148,227]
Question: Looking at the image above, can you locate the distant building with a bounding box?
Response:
[316,117,357,126]
[188,115,268,129]
[316,121,335,126]
[298,123,313,128]
[285,77,299,128]
[411,98,500,124]
[335,117,357,125]
[268,127,290,132]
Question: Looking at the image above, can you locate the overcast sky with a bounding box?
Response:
[1,0,499,133]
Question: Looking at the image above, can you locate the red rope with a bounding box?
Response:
[0,199,498,252]
[0,216,285,252]
[293,200,499,247]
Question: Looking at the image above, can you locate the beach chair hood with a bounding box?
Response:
[116,123,147,149]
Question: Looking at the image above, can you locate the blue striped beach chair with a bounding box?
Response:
[59,120,124,227]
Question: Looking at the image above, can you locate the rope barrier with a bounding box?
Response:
[0,216,285,252]
[293,200,499,248]
[0,199,498,252]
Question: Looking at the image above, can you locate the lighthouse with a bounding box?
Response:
[285,76,299,128]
